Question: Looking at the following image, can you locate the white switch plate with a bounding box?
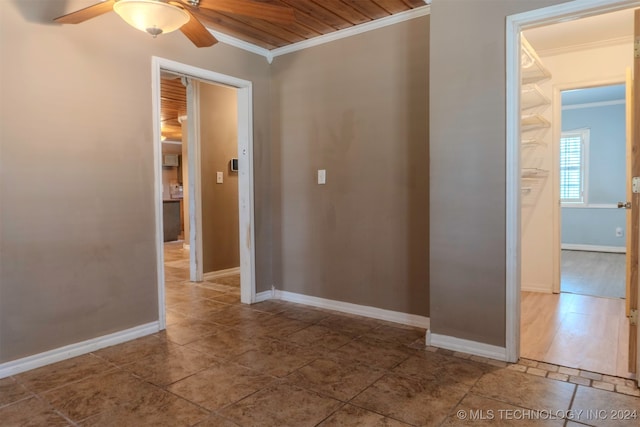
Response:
[216,172,223,184]
[318,169,326,185]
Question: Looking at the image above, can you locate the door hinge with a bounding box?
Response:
[631,309,638,326]
[635,38,640,58]
[633,177,640,194]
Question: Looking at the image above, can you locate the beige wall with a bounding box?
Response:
[429,0,568,346]
[270,16,430,315]
[0,1,271,362]
[199,83,240,273]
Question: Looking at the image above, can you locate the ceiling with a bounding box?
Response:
[161,76,187,142]
[524,8,634,56]
[562,84,625,106]
[193,0,428,50]
[159,0,427,142]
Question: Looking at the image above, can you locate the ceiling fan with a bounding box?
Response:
[54,0,296,48]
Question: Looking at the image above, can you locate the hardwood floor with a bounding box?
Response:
[561,250,625,299]
[521,291,632,378]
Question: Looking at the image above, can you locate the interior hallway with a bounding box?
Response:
[0,244,638,425]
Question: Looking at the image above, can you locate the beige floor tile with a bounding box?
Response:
[168,298,229,319]
[79,393,208,427]
[0,396,71,426]
[164,317,221,345]
[393,353,492,386]
[199,281,241,293]
[234,339,317,377]
[285,357,385,401]
[570,385,640,427]
[471,369,575,412]
[208,292,241,304]
[283,324,354,350]
[279,305,331,323]
[220,381,342,427]
[166,308,189,326]
[186,328,265,360]
[209,274,240,287]
[167,362,275,410]
[0,376,32,408]
[43,369,154,421]
[15,354,113,394]
[253,314,312,339]
[194,414,242,426]
[363,324,426,346]
[93,334,177,366]
[201,304,274,327]
[123,345,218,386]
[317,315,378,337]
[249,299,290,314]
[441,393,564,426]
[328,336,410,369]
[351,373,469,426]
[318,404,411,426]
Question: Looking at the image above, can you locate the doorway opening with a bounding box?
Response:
[559,84,627,300]
[152,57,257,330]
[506,0,640,378]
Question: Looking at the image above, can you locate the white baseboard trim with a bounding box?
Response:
[427,331,507,361]
[254,290,273,303]
[203,267,240,281]
[272,290,430,329]
[561,244,626,253]
[521,283,554,293]
[0,322,159,379]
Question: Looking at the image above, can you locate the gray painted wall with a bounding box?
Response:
[0,1,271,362]
[561,102,626,248]
[270,16,430,315]
[429,0,567,346]
[199,83,240,273]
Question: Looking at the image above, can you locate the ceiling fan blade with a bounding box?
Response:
[199,0,295,23]
[169,2,218,47]
[54,0,116,24]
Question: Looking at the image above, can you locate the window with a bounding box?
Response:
[560,129,589,205]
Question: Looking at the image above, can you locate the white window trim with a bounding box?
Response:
[560,128,590,207]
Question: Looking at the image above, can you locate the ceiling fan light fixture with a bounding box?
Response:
[113,0,189,37]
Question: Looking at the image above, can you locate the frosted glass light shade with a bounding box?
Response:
[114,0,189,37]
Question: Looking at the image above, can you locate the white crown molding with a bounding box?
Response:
[562,99,625,110]
[270,6,430,60]
[207,29,274,62]
[537,35,633,58]
[207,6,431,63]
[0,322,159,379]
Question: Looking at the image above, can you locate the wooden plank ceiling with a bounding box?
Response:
[195,0,428,50]
[161,77,187,141]
[162,0,427,141]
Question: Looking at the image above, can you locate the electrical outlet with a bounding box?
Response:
[616,227,623,237]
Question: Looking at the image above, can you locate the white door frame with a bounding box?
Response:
[505,0,640,363]
[152,57,257,329]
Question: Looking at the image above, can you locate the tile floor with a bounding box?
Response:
[1,243,638,426]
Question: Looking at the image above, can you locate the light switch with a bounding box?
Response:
[216,172,223,184]
[318,169,326,185]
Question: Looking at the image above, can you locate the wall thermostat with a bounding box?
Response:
[230,158,238,172]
